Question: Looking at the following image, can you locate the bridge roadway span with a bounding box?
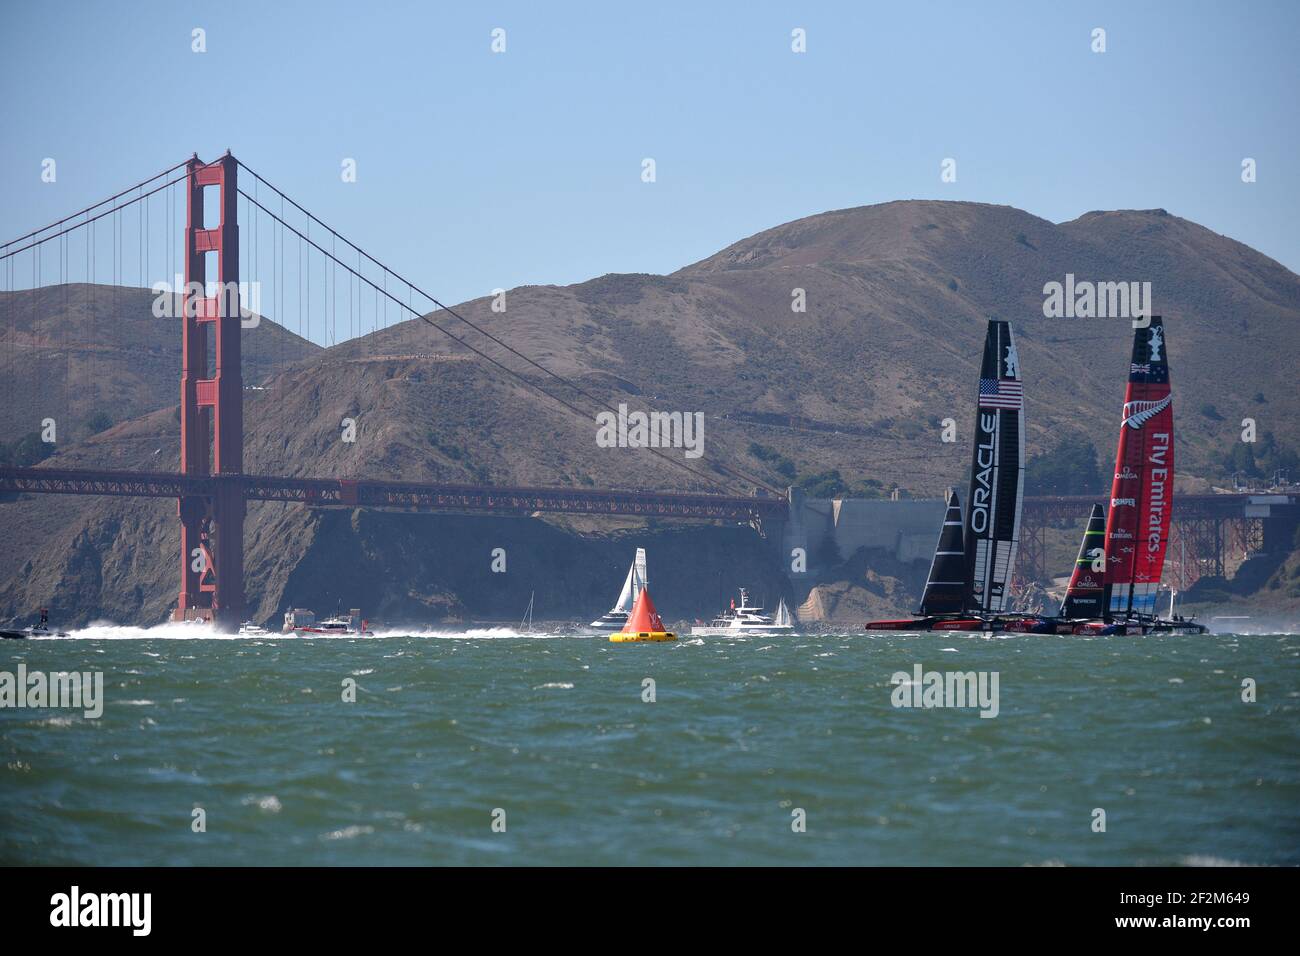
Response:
[0,466,788,522]
[1,465,1275,524]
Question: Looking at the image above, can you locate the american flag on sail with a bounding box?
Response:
[978,378,1023,410]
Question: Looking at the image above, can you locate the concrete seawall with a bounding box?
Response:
[779,488,944,577]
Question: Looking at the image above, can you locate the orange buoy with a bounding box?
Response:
[610,586,676,643]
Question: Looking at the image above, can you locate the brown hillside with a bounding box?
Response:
[0,283,319,445]
[3,200,1298,625]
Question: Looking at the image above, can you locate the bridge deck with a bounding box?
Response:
[0,466,788,521]
[0,466,1276,520]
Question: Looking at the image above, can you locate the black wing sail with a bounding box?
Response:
[1059,503,1106,619]
[963,320,1026,614]
[918,488,968,615]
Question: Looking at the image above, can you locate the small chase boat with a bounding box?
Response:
[610,587,676,643]
[283,607,375,636]
[0,608,69,640]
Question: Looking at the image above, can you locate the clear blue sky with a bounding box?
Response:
[2,0,1296,327]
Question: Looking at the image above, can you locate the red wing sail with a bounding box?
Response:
[1102,316,1174,618]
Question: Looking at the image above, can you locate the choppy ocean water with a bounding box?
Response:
[1,625,1297,866]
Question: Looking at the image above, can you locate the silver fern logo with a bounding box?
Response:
[1122,395,1172,429]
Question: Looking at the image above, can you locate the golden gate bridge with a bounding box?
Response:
[0,155,1286,626]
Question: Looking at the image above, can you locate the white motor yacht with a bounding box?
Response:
[690,589,795,636]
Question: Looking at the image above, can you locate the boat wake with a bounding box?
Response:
[11,621,601,641]
[369,626,561,640]
[39,621,276,640]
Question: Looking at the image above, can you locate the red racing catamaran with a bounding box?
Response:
[1070,316,1205,635]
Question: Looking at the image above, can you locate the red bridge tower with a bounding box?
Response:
[174,153,245,626]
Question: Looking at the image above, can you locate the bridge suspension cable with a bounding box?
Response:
[2,162,192,450]
[0,168,191,265]
[0,158,189,255]
[234,160,784,498]
[237,186,773,497]
[1,154,785,497]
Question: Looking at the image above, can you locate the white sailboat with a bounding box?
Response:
[521,590,535,633]
[773,597,793,629]
[590,548,646,629]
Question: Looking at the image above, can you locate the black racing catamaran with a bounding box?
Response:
[964,319,1027,618]
[866,319,1035,632]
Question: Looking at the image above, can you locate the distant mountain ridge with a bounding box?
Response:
[0,283,318,446]
[3,199,1299,625]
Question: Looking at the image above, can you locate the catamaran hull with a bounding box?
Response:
[993,616,1056,634]
[864,617,937,631]
[1147,619,1209,634]
[1071,619,1208,635]
[864,614,1064,633]
[864,617,992,632]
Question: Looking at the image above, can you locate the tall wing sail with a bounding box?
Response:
[612,560,636,613]
[919,488,969,615]
[963,320,1026,613]
[1102,316,1174,619]
[633,547,647,604]
[1059,503,1106,618]
[774,598,792,627]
